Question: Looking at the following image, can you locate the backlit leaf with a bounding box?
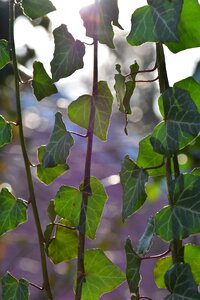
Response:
[80,249,125,300]
[0,188,27,236]
[154,244,200,288]
[164,263,200,299]
[1,272,29,300]
[120,156,148,221]
[68,81,113,141]
[136,216,155,256]
[0,40,10,70]
[137,135,164,176]
[0,115,12,148]
[156,174,200,241]
[125,238,141,296]
[80,0,123,48]
[166,0,200,53]
[47,220,78,264]
[51,24,85,82]
[22,0,56,19]
[54,177,107,239]
[127,0,183,46]
[151,87,200,156]
[37,145,69,185]
[42,112,74,168]
[32,61,57,101]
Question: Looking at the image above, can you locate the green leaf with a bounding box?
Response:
[155,244,200,288]
[150,87,200,156]
[51,24,85,82]
[120,155,148,221]
[32,61,57,101]
[0,40,10,70]
[47,220,78,264]
[114,63,139,115]
[136,216,155,256]
[1,272,29,300]
[166,0,200,53]
[127,0,183,46]
[164,263,200,299]
[137,135,164,176]
[54,177,107,239]
[42,112,74,168]
[21,0,56,19]
[175,77,200,112]
[80,249,125,300]
[156,174,200,241]
[68,81,113,141]
[125,238,141,296]
[37,145,69,185]
[0,188,27,237]
[47,200,56,223]
[80,0,123,49]
[0,115,12,148]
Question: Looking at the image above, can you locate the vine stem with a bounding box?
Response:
[156,42,183,264]
[75,0,98,298]
[9,1,53,298]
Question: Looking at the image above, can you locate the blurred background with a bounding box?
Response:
[0,0,200,299]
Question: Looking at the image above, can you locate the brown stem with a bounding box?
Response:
[135,76,159,83]
[125,63,157,78]
[53,223,77,230]
[141,247,171,260]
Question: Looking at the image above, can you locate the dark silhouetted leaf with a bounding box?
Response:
[68,81,113,141]
[120,156,148,221]
[136,216,155,256]
[80,249,125,300]
[0,40,10,70]
[42,112,74,168]
[1,272,29,300]
[37,145,69,185]
[127,0,183,46]
[32,61,57,101]
[0,189,27,236]
[22,0,56,19]
[51,24,85,82]
[0,115,12,148]
[125,238,141,296]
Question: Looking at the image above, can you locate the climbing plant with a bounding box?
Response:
[0,0,200,299]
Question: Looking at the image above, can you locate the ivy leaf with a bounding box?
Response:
[21,0,56,20]
[68,81,113,141]
[0,188,27,237]
[164,263,200,299]
[114,63,139,114]
[156,174,200,241]
[0,115,12,148]
[136,216,155,256]
[127,0,183,46]
[120,155,148,221]
[32,61,57,101]
[154,244,200,288]
[80,0,123,49]
[150,87,200,156]
[47,200,56,223]
[137,135,164,176]
[54,177,107,239]
[174,77,200,112]
[166,0,200,53]
[80,249,125,300]
[125,238,141,296]
[47,220,78,264]
[0,40,10,70]
[1,272,29,300]
[42,112,74,168]
[37,145,69,185]
[51,24,85,82]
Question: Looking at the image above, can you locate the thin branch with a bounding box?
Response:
[125,63,157,78]
[135,76,159,83]
[29,282,44,291]
[141,247,171,260]
[53,223,77,230]
[143,158,165,171]
[69,131,89,138]
[139,297,153,300]
[8,120,18,126]
[84,41,94,46]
